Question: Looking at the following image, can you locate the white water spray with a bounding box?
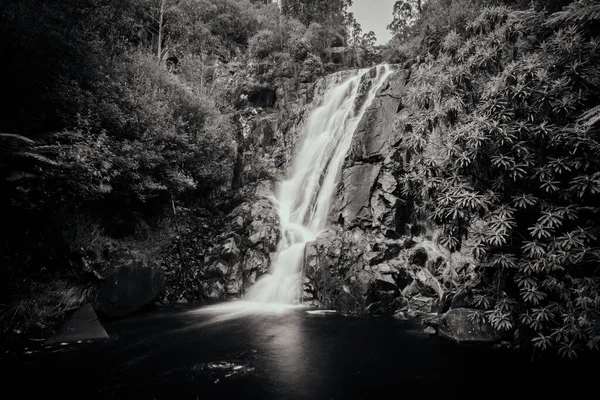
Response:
[244,65,393,304]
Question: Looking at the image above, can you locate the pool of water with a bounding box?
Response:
[1,302,596,399]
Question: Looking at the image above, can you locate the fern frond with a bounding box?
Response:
[546,0,600,26]
[577,105,600,128]
[13,151,59,167]
[0,133,35,153]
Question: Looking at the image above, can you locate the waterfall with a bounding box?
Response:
[244,64,393,304]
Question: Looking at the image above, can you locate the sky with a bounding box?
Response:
[348,0,397,45]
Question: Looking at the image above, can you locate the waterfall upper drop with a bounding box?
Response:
[244,65,393,304]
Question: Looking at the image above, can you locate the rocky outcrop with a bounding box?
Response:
[195,64,493,346]
[296,67,493,339]
[329,70,408,238]
[199,180,280,299]
[95,251,165,318]
[46,304,109,344]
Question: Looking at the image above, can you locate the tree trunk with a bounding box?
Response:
[170,193,190,294]
[157,0,166,63]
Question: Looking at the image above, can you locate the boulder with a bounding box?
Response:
[247,184,279,252]
[242,249,270,289]
[410,247,429,268]
[365,279,405,314]
[438,308,501,344]
[46,304,109,345]
[407,295,437,314]
[393,267,413,290]
[96,253,165,318]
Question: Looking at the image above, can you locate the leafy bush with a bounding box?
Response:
[299,54,325,82]
[249,29,279,59]
[395,2,600,357]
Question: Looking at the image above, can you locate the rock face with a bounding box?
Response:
[298,69,438,315]
[294,66,495,344]
[199,180,279,299]
[196,64,499,348]
[96,251,165,317]
[438,308,502,344]
[329,70,408,236]
[46,304,109,344]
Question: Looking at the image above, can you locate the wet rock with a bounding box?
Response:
[410,247,428,268]
[393,267,413,290]
[226,262,243,296]
[242,249,270,289]
[402,280,420,297]
[332,163,381,228]
[413,267,444,299]
[424,326,436,334]
[96,252,165,318]
[407,295,437,314]
[46,304,109,345]
[365,279,404,314]
[243,181,279,251]
[221,236,241,263]
[201,279,225,299]
[348,70,407,162]
[438,308,501,344]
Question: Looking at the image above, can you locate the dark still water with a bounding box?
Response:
[2,302,596,399]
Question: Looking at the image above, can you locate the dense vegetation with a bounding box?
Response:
[391,0,600,357]
[0,0,370,336]
[2,0,598,361]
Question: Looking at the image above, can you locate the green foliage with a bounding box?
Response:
[249,29,279,59]
[281,0,353,26]
[395,1,600,357]
[388,0,424,38]
[1,280,93,337]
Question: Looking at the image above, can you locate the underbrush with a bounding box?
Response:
[0,279,94,339]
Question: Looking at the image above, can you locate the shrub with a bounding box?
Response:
[249,29,278,59]
[395,2,600,358]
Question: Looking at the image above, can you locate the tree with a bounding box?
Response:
[361,31,377,47]
[346,12,363,45]
[387,0,424,38]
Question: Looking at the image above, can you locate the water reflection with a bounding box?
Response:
[249,311,309,398]
[6,304,598,400]
[184,301,307,328]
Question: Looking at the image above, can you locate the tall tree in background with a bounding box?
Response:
[281,0,353,45]
[387,0,424,38]
[281,0,353,25]
[346,12,377,46]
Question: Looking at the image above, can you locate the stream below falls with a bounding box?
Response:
[1,303,596,399]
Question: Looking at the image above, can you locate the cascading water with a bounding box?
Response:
[244,64,393,304]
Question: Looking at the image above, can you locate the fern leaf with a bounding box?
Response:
[546,0,600,26]
[577,105,600,128]
[0,133,35,153]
